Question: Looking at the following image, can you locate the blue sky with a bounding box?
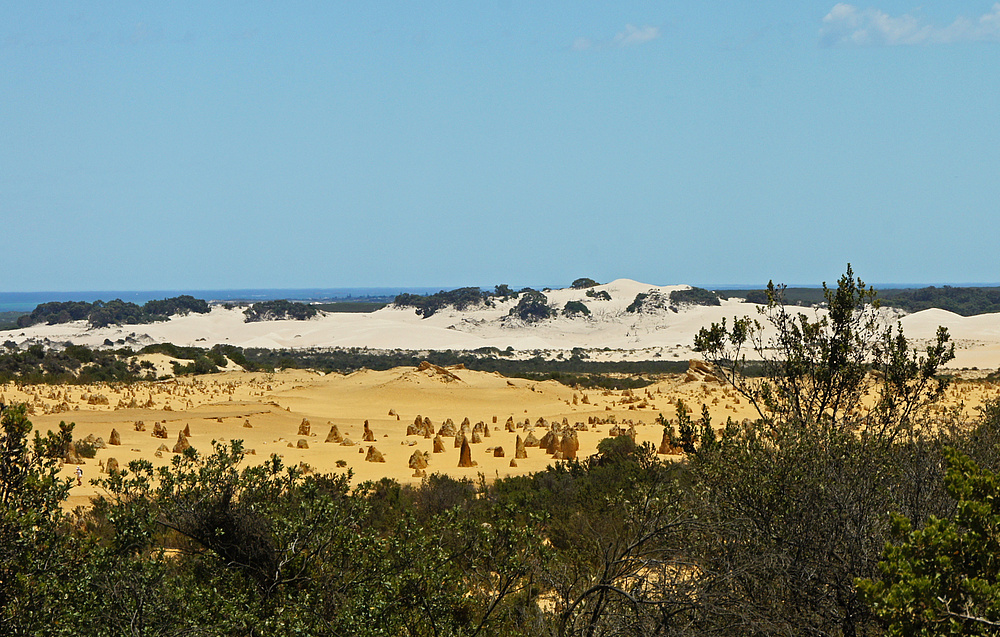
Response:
[3,2,999,291]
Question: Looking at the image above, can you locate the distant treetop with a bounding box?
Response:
[879,285,1000,316]
[393,287,488,318]
[15,295,210,329]
[243,300,319,322]
[571,278,599,289]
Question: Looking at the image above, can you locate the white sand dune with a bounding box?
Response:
[7,279,1000,368]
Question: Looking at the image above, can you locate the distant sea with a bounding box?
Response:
[0,288,445,313]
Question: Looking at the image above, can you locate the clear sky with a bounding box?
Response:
[3,2,999,291]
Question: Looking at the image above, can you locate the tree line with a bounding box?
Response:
[14,296,210,329]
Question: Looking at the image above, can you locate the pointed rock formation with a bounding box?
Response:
[458,438,476,468]
[524,431,540,447]
[433,435,446,453]
[108,428,121,446]
[326,424,343,443]
[365,446,385,463]
[243,419,253,428]
[561,430,579,460]
[493,446,505,458]
[106,457,120,474]
[438,419,456,437]
[539,430,556,452]
[362,420,376,442]
[173,431,191,454]
[471,430,482,444]
[658,429,676,454]
[183,424,191,438]
[152,422,168,439]
[515,435,528,459]
[408,450,429,470]
[298,418,311,436]
[454,433,466,448]
[545,432,562,455]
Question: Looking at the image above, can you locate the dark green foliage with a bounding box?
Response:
[722,287,831,306]
[394,287,487,317]
[695,264,954,428]
[243,299,319,322]
[656,411,678,448]
[73,438,98,458]
[571,277,599,289]
[626,290,670,313]
[141,295,210,317]
[14,295,210,329]
[493,284,516,299]
[0,404,74,635]
[509,289,552,322]
[686,265,960,635]
[699,403,717,451]
[858,448,1000,634]
[562,300,591,317]
[212,344,256,371]
[669,287,720,306]
[586,288,611,301]
[626,292,649,313]
[140,342,207,360]
[880,285,1000,316]
[674,399,697,453]
[239,346,686,388]
[171,356,221,376]
[0,312,28,331]
[725,285,1000,316]
[0,344,145,384]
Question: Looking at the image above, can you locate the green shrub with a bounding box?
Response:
[563,301,591,317]
[509,289,552,322]
[73,439,97,458]
[669,287,720,306]
[243,300,319,322]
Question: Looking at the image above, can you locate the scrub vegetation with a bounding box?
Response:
[3,267,1000,635]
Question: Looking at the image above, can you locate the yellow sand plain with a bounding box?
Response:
[3,364,998,510]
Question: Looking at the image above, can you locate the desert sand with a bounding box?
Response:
[5,362,999,511]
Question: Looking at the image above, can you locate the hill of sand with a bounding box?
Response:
[6,279,1000,368]
[5,364,999,511]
